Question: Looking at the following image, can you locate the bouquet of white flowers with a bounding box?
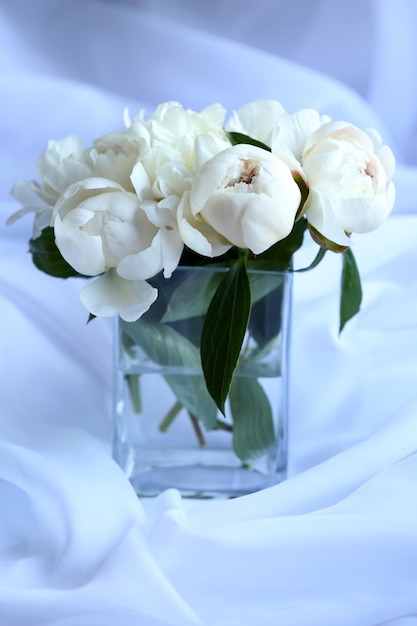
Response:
[8,100,395,416]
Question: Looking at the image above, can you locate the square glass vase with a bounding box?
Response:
[112,265,292,498]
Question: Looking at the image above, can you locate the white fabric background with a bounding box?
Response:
[1,1,417,624]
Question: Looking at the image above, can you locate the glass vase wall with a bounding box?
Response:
[113,265,292,498]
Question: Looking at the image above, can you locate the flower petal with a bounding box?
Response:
[80,270,157,321]
[54,207,106,276]
[271,109,331,161]
[159,228,184,278]
[116,231,163,280]
[306,191,352,246]
[226,100,286,145]
[178,192,232,258]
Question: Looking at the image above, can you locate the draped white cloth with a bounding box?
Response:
[1,1,417,624]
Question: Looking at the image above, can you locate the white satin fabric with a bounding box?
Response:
[1,1,417,624]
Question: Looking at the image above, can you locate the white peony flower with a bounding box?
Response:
[189,144,302,255]
[53,178,183,280]
[141,101,226,149]
[302,122,396,247]
[37,135,90,196]
[52,176,185,320]
[8,135,90,237]
[140,103,229,207]
[53,177,183,279]
[133,101,228,180]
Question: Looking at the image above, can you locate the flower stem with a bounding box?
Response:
[189,413,207,447]
[159,400,182,432]
[238,247,250,265]
[159,403,207,448]
[215,419,233,432]
[127,374,142,414]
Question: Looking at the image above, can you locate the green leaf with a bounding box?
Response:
[245,274,286,350]
[339,247,362,333]
[161,270,223,323]
[121,318,201,369]
[29,227,86,278]
[248,271,284,303]
[236,335,281,378]
[294,245,327,273]
[121,319,218,429]
[225,131,271,152]
[230,377,275,462]
[162,373,218,430]
[163,268,284,324]
[200,257,251,414]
